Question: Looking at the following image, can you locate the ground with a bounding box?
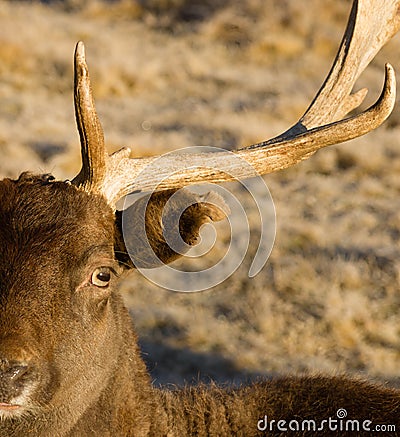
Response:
[0,0,399,387]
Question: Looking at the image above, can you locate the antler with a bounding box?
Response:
[72,0,400,209]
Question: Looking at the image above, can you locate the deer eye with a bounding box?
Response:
[91,267,112,287]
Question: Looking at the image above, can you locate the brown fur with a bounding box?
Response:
[0,175,399,436]
[116,189,227,268]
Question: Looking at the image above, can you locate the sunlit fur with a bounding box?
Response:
[0,175,399,436]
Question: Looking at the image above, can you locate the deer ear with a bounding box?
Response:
[114,189,229,268]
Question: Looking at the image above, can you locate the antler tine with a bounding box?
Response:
[297,0,400,130]
[71,0,400,209]
[71,41,107,193]
[100,63,396,198]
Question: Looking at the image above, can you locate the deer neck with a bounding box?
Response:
[70,299,158,436]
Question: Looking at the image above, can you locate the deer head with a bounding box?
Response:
[0,0,399,434]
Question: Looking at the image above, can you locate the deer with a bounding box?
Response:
[0,0,400,435]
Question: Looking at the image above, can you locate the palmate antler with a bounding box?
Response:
[72,0,400,209]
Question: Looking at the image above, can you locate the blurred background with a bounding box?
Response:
[0,0,399,386]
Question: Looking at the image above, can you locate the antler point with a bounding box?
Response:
[75,41,85,58]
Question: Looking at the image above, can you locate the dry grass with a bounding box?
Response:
[0,0,399,386]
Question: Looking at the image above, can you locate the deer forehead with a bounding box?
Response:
[0,176,116,287]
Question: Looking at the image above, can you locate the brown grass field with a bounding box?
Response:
[0,0,399,387]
